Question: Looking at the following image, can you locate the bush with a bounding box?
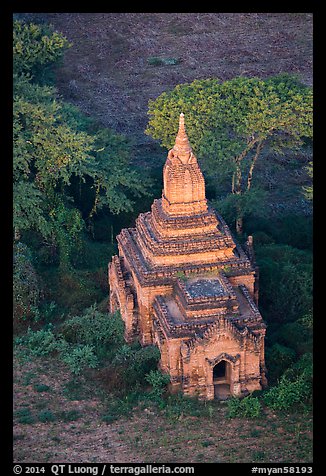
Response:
[263,375,312,411]
[147,56,181,66]
[256,244,312,323]
[246,214,312,251]
[111,344,161,391]
[33,384,51,392]
[263,353,312,412]
[163,393,214,419]
[269,320,312,356]
[252,231,275,246]
[60,305,124,359]
[270,214,313,250]
[38,410,56,423]
[13,19,71,78]
[282,352,313,382]
[13,242,44,327]
[112,344,136,364]
[265,343,296,384]
[131,345,161,378]
[16,326,60,356]
[101,392,143,422]
[227,395,262,418]
[145,370,170,399]
[60,344,98,375]
[15,407,36,424]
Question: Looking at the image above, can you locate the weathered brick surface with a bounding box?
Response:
[108,114,267,399]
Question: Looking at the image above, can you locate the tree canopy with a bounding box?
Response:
[13,20,149,270]
[146,75,313,233]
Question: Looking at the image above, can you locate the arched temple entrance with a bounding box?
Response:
[213,360,231,400]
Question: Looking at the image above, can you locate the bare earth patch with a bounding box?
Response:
[24,13,312,144]
[13,353,313,463]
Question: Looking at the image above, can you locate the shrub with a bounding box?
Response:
[252,231,275,246]
[13,242,44,327]
[112,344,135,364]
[53,272,107,316]
[131,345,161,377]
[265,343,296,384]
[256,244,312,324]
[287,352,313,380]
[60,305,124,359]
[101,414,118,424]
[147,56,181,66]
[163,393,210,419]
[112,344,161,390]
[145,370,170,399]
[39,301,58,324]
[16,326,59,356]
[13,19,71,78]
[101,392,142,422]
[263,354,312,412]
[227,395,261,418]
[270,214,313,250]
[201,440,214,447]
[38,410,56,423]
[60,344,98,375]
[15,407,36,424]
[33,383,51,392]
[62,378,90,401]
[263,375,312,411]
[270,320,312,356]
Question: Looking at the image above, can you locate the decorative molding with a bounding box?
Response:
[206,352,241,367]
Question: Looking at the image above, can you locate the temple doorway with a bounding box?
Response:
[213,360,231,399]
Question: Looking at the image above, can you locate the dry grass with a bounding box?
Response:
[13,352,313,464]
[25,13,312,144]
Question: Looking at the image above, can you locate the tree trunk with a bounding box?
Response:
[232,138,259,235]
[234,161,243,235]
[247,140,264,192]
[235,216,243,235]
[14,227,21,242]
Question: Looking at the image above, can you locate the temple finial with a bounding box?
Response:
[173,112,192,156]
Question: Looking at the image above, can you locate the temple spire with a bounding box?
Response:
[172,113,192,156]
[163,112,207,216]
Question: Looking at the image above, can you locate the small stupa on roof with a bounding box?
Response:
[108,113,267,399]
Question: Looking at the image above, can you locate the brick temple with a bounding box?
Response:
[108,113,267,400]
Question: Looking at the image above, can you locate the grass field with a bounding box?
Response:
[23,13,312,144]
[13,352,313,463]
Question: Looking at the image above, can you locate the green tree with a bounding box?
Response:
[13,19,71,80]
[255,244,312,324]
[263,353,312,412]
[303,161,313,201]
[13,74,93,269]
[146,75,312,233]
[13,20,149,271]
[265,343,296,385]
[13,242,44,325]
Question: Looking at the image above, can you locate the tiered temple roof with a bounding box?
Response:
[109,113,267,399]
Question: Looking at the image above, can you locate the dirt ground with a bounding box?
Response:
[13,353,313,464]
[24,13,312,144]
